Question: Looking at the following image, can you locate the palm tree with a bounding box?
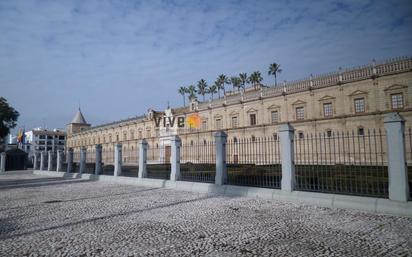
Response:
[197,79,208,101]
[229,76,242,92]
[249,71,263,89]
[187,85,197,101]
[217,74,229,96]
[208,84,217,100]
[268,63,282,87]
[214,80,222,98]
[178,86,187,106]
[239,73,248,91]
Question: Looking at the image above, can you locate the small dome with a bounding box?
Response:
[71,108,88,124]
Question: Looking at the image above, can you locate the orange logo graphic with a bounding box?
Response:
[186,113,201,128]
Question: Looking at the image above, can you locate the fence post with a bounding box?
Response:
[67,148,73,173]
[384,112,409,202]
[40,151,46,171]
[47,150,54,171]
[95,144,102,175]
[79,147,86,174]
[138,139,148,178]
[114,143,122,176]
[0,152,5,173]
[279,123,296,192]
[56,150,63,172]
[170,136,181,181]
[33,152,38,170]
[215,131,227,185]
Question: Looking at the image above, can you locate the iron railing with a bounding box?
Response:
[147,144,170,179]
[123,145,139,164]
[294,129,388,198]
[226,136,281,189]
[405,127,412,199]
[180,140,216,183]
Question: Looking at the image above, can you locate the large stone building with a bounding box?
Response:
[66,57,412,164]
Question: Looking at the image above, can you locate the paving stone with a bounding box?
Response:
[0,170,411,257]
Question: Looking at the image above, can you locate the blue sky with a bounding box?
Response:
[1,0,411,132]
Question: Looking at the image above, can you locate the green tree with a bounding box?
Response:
[268,62,282,86]
[217,74,229,96]
[178,86,188,106]
[249,71,263,89]
[187,85,197,101]
[197,79,208,101]
[207,84,218,100]
[239,73,249,91]
[0,97,19,150]
[213,80,222,98]
[229,76,242,92]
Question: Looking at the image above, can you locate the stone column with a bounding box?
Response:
[384,113,409,202]
[79,147,86,174]
[40,151,46,171]
[279,123,295,192]
[47,150,54,171]
[67,148,73,173]
[0,152,5,173]
[33,152,39,170]
[138,139,148,178]
[95,144,102,175]
[56,150,63,172]
[215,131,227,185]
[114,143,122,176]
[170,136,181,181]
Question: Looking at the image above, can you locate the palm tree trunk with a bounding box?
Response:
[275,74,277,87]
[183,94,186,106]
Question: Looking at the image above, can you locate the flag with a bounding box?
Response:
[17,129,23,143]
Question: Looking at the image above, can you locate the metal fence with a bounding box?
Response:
[180,140,215,183]
[86,148,96,163]
[405,127,412,199]
[146,144,170,179]
[294,129,388,198]
[123,145,139,164]
[226,136,281,189]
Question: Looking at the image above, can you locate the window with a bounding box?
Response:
[251,135,256,141]
[296,107,305,120]
[231,116,238,128]
[215,118,223,130]
[358,127,365,136]
[326,130,332,137]
[116,134,119,142]
[201,120,208,130]
[391,93,404,109]
[273,133,278,140]
[271,111,278,124]
[354,98,365,113]
[146,129,151,138]
[233,137,238,143]
[323,103,333,117]
[123,132,127,141]
[250,114,256,126]
[130,131,134,140]
[298,132,304,139]
[138,130,143,139]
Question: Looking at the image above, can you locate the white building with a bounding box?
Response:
[24,128,67,161]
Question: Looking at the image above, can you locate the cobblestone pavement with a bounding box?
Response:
[0,171,411,257]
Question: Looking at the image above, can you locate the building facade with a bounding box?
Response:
[25,128,67,161]
[66,57,412,164]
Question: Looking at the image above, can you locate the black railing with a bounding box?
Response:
[405,127,412,199]
[226,136,281,189]
[294,130,388,198]
[147,144,171,179]
[180,140,215,183]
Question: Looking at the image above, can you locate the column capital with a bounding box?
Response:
[384,112,404,124]
[278,123,294,133]
[214,131,227,139]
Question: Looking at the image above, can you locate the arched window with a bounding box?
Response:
[233,137,238,143]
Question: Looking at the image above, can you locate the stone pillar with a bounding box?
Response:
[138,139,148,178]
[215,131,227,185]
[56,150,63,172]
[33,152,39,170]
[67,148,73,173]
[79,147,86,174]
[114,143,122,176]
[95,144,102,175]
[279,123,295,192]
[0,152,5,173]
[40,151,46,171]
[384,113,409,202]
[170,136,181,181]
[47,150,54,171]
